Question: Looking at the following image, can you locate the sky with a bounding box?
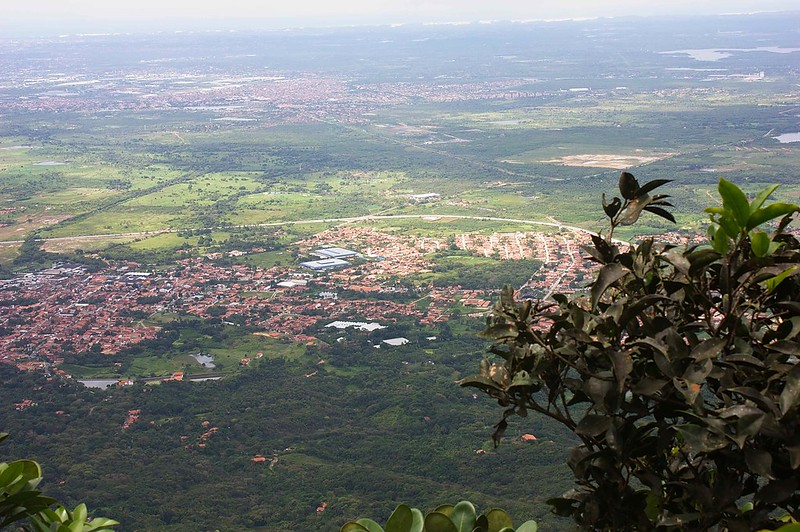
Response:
[2,0,798,35]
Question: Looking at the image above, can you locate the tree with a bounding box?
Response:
[460,175,800,530]
[0,433,119,531]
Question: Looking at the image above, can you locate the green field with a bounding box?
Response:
[2,86,798,264]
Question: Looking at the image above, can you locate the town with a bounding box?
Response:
[0,225,600,376]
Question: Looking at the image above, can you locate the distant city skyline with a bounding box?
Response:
[1,0,799,36]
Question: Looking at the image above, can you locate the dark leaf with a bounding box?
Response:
[638,179,672,196]
[675,424,711,453]
[602,194,622,218]
[619,171,640,200]
[642,205,676,224]
[575,415,611,437]
[766,340,800,357]
[755,478,797,505]
[457,375,503,393]
[589,234,616,263]
[480,323,518,340]
[610,351,633,392]
[786,445,800,470]
[726,387,781,418]
[691,338,726,362]
[584,377,615,412]
[688,248,722,277]
[492,418,508,448]
[619,194,651,225]
[779,368,800,417]
[546,497,579,517]
[722,354,764,368]
[744,449,773,478]
[632,378,668,396]
[591,263,627,310]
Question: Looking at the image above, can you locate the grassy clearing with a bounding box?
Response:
[128,232,187,250]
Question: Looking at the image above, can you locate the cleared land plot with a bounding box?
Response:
[540,153,676,169]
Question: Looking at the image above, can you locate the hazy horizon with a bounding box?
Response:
[2,0,800,37]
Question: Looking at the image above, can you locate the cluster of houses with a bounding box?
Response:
[0,226,602,375]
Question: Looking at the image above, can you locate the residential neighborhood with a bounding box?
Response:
[0,226,599,374]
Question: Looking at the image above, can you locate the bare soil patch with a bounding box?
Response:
[540,153,675,169]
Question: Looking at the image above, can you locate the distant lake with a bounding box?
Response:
[774,132,800,144]
[661,47,800,62]
[33,161,67,166]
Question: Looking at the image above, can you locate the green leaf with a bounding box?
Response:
[341,523,371,532]
[750,230,770,257]
[424,512,458,532]
[432,505,455,519]
[718,178,750,229]
[767,525,800,532]
[711,225,729,254]
[509,370,533,389]
[0,462,23,490]
[516,522,539,532]
[355,518,385,532]
[385,505,414,532]
[84,518,120,530]
[750,184,780,213]
[591,263,626,310]
[73,504,87,525]
[747,202,799,230]
[717,215,740,240]
[760,266,799,294]
[450,501,477,532]
[484,509,513,532]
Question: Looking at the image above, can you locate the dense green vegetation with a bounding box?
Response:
[0,320,575,531]
[417,254,542,290]
[462,178,800,530]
